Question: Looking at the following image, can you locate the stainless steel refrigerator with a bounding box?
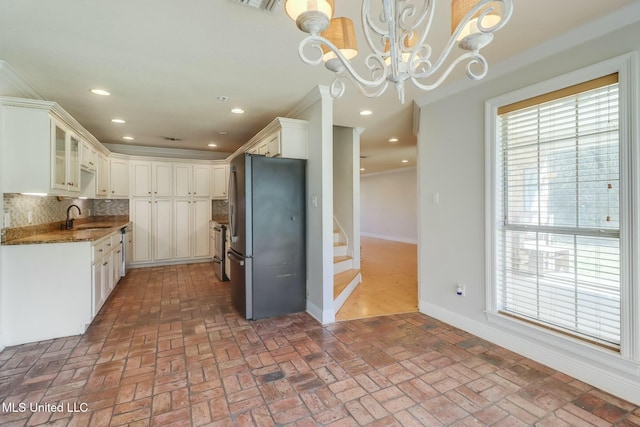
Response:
[227,153,306,320]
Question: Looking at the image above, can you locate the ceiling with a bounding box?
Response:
[0,0,637,174]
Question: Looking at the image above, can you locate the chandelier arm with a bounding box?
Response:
[410,52,488,92]
[331,74,390,99]
[362,0,389,57]
[298,35,388,89]
[399,0,433,41]
[409,0,511,81]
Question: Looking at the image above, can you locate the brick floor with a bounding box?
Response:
[0,263,638,426]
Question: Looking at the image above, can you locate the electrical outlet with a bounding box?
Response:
[456,284,465,297]
[4,212,10,227]
[28,211,33,224]
[88,209,91,217]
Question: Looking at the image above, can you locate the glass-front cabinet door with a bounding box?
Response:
[68,133,80,192]
[50,120,81,193]
[51,120,68,190]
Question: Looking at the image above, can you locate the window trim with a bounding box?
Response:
[485,53,639,362]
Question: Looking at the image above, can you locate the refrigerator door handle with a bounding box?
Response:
[227,250,245,266]
[228,165,238,243]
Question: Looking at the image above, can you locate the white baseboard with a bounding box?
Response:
[333,273,362,313]
[361,232,417,245]
[127,258,213,269]
[419,300,640,406]
[307,300,335,324]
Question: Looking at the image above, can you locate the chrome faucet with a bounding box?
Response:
[63,204,81,230]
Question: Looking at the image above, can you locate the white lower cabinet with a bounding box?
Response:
[193,199,210,258]
[132,199,152,262]
[91,232,122,317]
[154,199,173,261]
[174,199,210,260]
[174,199,192,259]
[0,229,126,346]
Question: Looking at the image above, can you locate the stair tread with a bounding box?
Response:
[333,255,352,263]
[334,269,361,299]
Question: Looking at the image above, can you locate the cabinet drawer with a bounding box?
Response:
[111,233,122,250]
[92,238,110,261]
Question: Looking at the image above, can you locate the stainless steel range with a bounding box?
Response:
[211,221,228,281]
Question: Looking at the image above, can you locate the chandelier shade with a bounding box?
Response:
[321,17,358,61]
[285,0,335,33]
[451,0,503,41]
[287,0,513,103]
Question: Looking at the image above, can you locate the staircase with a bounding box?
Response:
[333,226,361,313]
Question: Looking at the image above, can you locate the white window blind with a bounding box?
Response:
[496,74,621,350]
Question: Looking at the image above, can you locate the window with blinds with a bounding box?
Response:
[495,74,621,350]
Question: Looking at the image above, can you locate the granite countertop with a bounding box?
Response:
[211,216,229,225]
[2,217,131,246]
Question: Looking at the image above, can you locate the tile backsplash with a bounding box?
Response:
[2,194,129,228]
[93,199,130,216]
[212,199,228,218]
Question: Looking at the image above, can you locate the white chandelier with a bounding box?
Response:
[285,0,513,103]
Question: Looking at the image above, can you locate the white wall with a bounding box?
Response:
[361,167,417,244]
[333,126,361,267]
[290,86,335,324]
[417,20,640,404]
[0,125,4,351]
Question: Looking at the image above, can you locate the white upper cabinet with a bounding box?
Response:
[50,120,80,192]
[109,157,129,198]
[243,117,308,160]
[96,154,109,197]
[0,98,102,196]
[174,163,210,198]
[132,161,173,197]
[212,164,229,199]
[81,140,97,172]
[131,161,152,197]
[153,163,172,197]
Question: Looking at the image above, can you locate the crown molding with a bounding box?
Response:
[103,143,229,161]
[0,61,46,100]
[287,84,331,118]
[415,2,640,108]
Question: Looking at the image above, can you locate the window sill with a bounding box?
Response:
[485,310,640,376]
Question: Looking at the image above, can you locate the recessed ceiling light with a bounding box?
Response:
[388,137,399,143]
[360,110,373,116]
[208,143,218,147]
[111,118,126,124]
[218,131,229,135]
[360,168,365,171]
[401,159,409,163]
[217,96,229,102]
[231,108,245,114]
[122,136,134,141]
[90,89,110,96]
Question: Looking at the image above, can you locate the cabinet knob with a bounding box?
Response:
[148,191,151,194]
[188,192,191,195]
[103,262,108,266]
[98,249,103,252]
[154,191,157,194]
